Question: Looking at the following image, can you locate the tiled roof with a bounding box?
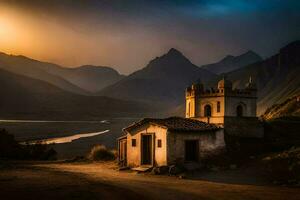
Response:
[123,117,221,132]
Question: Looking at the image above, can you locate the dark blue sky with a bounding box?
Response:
[1,0,299,74]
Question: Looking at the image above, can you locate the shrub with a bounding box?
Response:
[25,144,57,160]
[88,145,115,161]
[262,147,300,184]
[0,129,57,160]
[0,129,23,159]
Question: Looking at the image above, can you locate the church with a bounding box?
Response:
[118,77,264,168]
[186,77,264,138]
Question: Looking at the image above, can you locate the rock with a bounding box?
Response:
[210,166,219,172]
[273,180,279,185]
[178,174,186,179]
[229,164,237,170]
[288,179,297,184]
[118,166,130,171]
[152,166,169,175]
[184,162,201,171]
[169,165,183,175]
[158,166,169,174]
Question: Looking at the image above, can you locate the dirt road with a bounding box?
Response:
[0,161,299,200]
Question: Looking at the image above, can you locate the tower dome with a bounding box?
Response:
[218,77,232,89]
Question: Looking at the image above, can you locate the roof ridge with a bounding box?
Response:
[123,116,221,133]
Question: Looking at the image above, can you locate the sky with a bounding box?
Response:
[0,0,299,74]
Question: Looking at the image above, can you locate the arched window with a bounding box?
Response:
[237,105,243,117]
[204,105,212,117]
[217,101,221,112]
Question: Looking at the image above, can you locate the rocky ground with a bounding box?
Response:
[0,161,299,200]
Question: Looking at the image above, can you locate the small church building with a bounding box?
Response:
[118,77,263,168]
[186,77,264,138]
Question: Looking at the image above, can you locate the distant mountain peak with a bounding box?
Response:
[242,50,261,58]
[245,50,256,54]
[202,50,262,74]
[166,48,183,57]
[148,48,189,68]
[221,55,235,62]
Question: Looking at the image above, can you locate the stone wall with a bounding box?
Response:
[167,129,225,165]
[224,117,264,138]
[225,96,257,117]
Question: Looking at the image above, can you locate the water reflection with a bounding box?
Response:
[22,130,110,145]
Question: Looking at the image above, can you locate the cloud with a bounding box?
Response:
[0,0,299,74]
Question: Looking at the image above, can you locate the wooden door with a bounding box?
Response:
[141,135,152,165]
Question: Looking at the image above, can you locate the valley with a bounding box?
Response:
[0,118,137,159]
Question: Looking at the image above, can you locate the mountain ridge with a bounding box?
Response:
[0,67,154,120]
[0,52,125,93]
[98,48,217,105]
[202,50,263,74]
[226,40,300,115]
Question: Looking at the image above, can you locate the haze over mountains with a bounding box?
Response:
[0,41,299,119]
[0,53,124,93]
[0,53,88,95]
[0,68,153,120]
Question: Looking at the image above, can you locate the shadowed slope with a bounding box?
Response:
[226,41,300,114]
[202,50,262,74]
[0,52,124,93]
[0,68,155,120]
[98,48,217,106]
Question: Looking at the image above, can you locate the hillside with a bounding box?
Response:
[43,65,125,93]
[226,41,300,115]
[0,52,124,93]
[0,53,88,95]
[98,48,217,106]
[262,95,300,120]
[0,68,155,120]
[202,50,262,74]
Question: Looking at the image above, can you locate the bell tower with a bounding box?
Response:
[185,82,203,118]
[185,77,263,138]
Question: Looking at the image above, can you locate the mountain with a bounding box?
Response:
[0,68,154,120]
[202,50,263,74]
[262,95,300,120]
[43,65,125,93]
[98,48,217,106]
[226,41,300,115]
[0,52,124,93]
[0,52,88,95]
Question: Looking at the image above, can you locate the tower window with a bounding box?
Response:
[237,105,243,117]
[217,101,221,112]
[204,105,212,117]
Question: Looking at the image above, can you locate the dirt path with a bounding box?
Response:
[1,161,300,200]
[0,162,145,200]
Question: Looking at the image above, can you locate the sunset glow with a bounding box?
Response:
[0,7,38,57]
[0,0,299,74]
[0,10,19,52]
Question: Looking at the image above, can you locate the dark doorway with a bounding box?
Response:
[141,135,152,165]
[119,139,127,167]
[237,105,243,117]
[185,140,199,162]
[204,105,212,117]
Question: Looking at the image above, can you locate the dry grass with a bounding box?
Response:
[87,145,116,161]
